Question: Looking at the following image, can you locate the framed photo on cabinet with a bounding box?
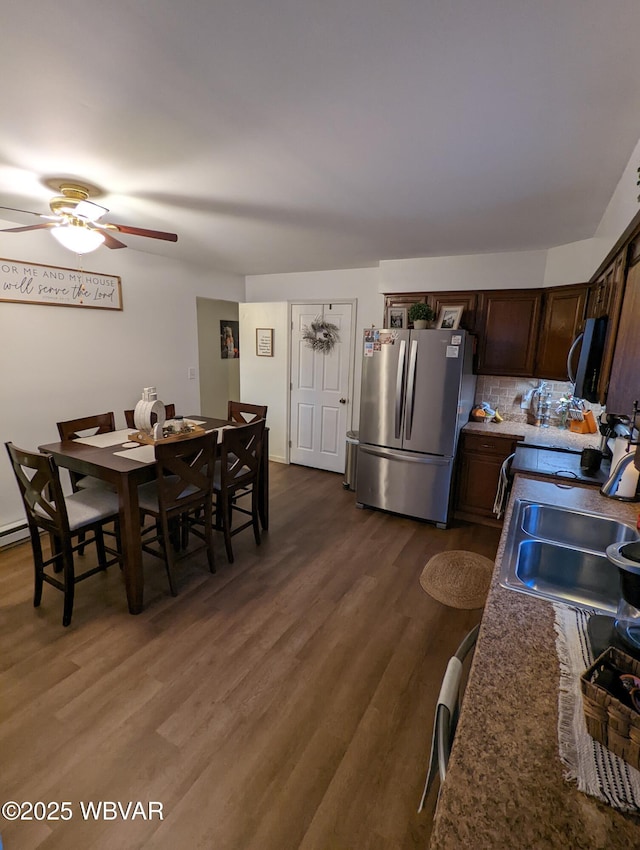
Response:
[435,305,464,330]
[386,306,407,329]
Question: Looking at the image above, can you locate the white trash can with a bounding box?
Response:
[344,430,359,491]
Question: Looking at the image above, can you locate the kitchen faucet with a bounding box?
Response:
[600,443,640,501]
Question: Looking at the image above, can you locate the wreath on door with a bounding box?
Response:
[302,316,340,353]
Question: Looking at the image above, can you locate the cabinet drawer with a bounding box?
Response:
[461,432,522,457]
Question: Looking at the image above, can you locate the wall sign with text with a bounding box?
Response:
[256,328,274,356]
[0,257,122,310]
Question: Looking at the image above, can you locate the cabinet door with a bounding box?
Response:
[535,284,588,380]
[586,279,608,319]
[476,290,542,376]
[595,249,628,404]
[606,254,640,415]
[455,433,520,521]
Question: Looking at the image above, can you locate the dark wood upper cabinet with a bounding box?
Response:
[475,289,542,375]
[592,249,628,404]
[605,251,640,416]
[535,283,588,381]
[382,236,633,387]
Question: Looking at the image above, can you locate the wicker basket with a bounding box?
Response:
[580,646,640,770]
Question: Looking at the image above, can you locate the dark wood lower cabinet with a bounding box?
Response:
[455,431,522,525]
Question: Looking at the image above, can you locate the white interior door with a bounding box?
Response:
[290,302,353,473]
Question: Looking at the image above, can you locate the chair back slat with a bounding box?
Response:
[227,401,267,424]
[5,443,68,534]
[220,420,265,489]
[57,412,116,441]
[154,431,217,515]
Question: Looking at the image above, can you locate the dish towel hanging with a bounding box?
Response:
[492,452,515,520]
[553,603,640,812]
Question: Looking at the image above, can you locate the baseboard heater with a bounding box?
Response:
[0,520,29,548]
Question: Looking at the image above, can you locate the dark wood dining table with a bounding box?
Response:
[39,416,269,614]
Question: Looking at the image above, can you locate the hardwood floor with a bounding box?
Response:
[0,462,501,850]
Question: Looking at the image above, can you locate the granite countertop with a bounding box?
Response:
[463,419,604,451]
[429,474,640,850]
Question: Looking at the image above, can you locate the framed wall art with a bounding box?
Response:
[256,327,274,356]
[0,257,122,310]
[220,320,240,359]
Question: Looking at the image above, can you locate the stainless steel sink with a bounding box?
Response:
[499,500,640,613]
[520,503,637,551]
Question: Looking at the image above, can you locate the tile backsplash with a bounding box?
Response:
[474,375,603,427]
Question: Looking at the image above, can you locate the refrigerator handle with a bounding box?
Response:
[405,338,418,440]
[395,339,407,439]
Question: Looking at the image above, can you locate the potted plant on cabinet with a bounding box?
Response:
[408,302,435,329]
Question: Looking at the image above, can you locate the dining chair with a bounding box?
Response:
[136,431,217,595]
[227,401,268,424]
[56,412,117,492]
[56,411,119,555]
[5,442,122,627]
[225,402,268,515]
[124,403,176,430]
[214,419,265,564]
[417,624,480,811]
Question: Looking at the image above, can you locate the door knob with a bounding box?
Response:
[339,398,347,404]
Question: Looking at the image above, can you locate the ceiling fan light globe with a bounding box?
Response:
[51,223,105,253]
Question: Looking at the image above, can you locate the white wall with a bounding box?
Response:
[544,135,640,284]
[542,237,608,286]
[245,266,383,320]
[379,250,549,292]
[595,135,640,249]
[0,232,243,533]
[239,302,289,463]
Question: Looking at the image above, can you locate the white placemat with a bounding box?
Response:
[112,444,156,463]
[207,425,235,442]
[74,429,134,447]
[553,603,640,812]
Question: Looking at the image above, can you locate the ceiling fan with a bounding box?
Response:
[0,181,178,253]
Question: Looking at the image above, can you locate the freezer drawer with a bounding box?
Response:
[356,444,454,525]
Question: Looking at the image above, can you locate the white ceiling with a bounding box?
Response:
[2,0,640,276]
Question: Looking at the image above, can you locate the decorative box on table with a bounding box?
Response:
[128,425,206,445]
[580,646,640,770]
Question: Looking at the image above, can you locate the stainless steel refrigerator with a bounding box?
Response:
[356,328,476,527]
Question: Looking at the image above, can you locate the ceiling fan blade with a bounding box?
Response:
[0,222,54,233]
[99,229,127,250]
[107,223,178,242]
[0,205,44,217]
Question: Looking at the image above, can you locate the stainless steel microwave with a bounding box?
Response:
[567,316,608,402]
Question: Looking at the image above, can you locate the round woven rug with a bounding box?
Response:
[419,550,494,609]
